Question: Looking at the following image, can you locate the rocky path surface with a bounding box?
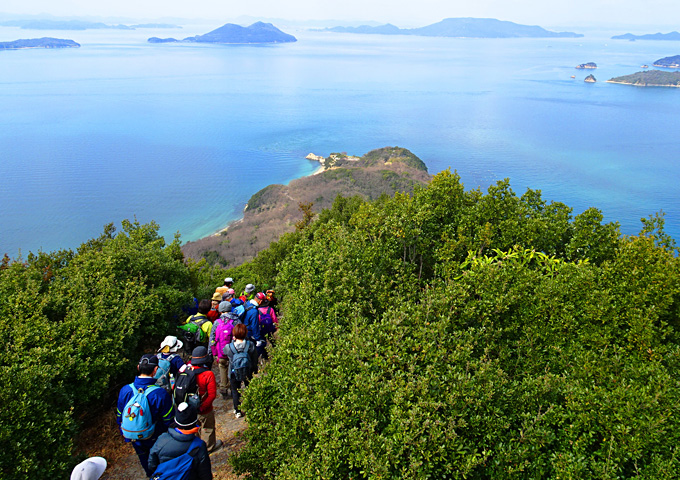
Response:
[101,365,247,480]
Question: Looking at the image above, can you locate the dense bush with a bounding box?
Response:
[232,171,680,479]
[0,220,217,479]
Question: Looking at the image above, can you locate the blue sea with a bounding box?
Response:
[1,25,679,256]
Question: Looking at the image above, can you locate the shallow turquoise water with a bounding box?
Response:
[1,26,679,256]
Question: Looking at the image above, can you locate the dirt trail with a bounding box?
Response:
[101,364,247,480]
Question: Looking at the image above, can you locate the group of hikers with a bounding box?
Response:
[99,278,279,480]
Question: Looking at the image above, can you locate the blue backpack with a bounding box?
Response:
[229,341,253,382]
[121,384,160,441]
[155,353,178,392]
[151,436,204,480]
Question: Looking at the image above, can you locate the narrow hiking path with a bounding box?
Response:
[99,362,248,480]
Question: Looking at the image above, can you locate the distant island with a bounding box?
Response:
[612,32,680,41]
[0,19,133,30]
[607,70,680,87]
[0,37,80,50]
[324,17,583,38]
[131,23,180,29]
[584,74,596,83]
[149,22,296,44]
[576,62,597,69]
[653,55,680,68]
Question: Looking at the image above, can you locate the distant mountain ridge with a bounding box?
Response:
[326,17,583,38]
[612,32,680,41]
[0,19,180,30]
[0,37,80,49]
[149,22,296,44]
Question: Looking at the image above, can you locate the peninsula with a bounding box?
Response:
[607,70,680,87]
[148,21,296,44]
[612,32,680,41]
[325,17,583,38]
[0,37,80,49]
[653,55,680,68]
[182,146,431,267]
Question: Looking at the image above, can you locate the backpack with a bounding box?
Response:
[173,365,207,408]
[178,315,209,346]
[229,341,252,383]
[238,304,256,324]
[121,384,160,441]
[258,306,276,336]
[154,354,178,392]
[212,316,235,359]
[150,436,204,480]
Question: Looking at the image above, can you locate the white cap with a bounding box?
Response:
[71,457,107,480]
[225,277,233,283]
[158,335,183,353]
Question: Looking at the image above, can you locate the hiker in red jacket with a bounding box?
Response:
[188,346,222,454]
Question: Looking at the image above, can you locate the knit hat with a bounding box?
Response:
[218,301,232,313]
[191,346,210,366]
[139,353,159,367]
[245,284,255,294]
[175,402,198,428]
[71,457,107,480]
[158,335,183,353]
[211,292,222,302]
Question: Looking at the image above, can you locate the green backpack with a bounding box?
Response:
[178,315,208,346]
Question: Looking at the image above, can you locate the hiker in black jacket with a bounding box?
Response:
[148,402,212,480]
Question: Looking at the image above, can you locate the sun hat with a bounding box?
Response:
[71,457,107,480]
[191,346,210,366]
[158,335,183,353]
[245,284,255,294]
[225,277,233,283]
[211,292,222,302]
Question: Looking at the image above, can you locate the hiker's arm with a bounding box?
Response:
[197,445,213,480]
[199,372,217,414]
[159,392,175,428]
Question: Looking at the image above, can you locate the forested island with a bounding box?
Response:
[612,31,680,41]
[607,70,680,87]
[584,74,596,83]
[325,17,583,38]
[148,21,296,44]
[653,55,680,68]
[576,62,597,69]
[0,37,80,49]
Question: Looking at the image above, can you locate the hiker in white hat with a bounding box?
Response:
[70,457,107,480]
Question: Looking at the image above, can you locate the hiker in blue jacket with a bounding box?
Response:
[148,402,212,480]
[116,354,175,477]
[241,293,265,356]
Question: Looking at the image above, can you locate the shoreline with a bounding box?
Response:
[605,80,680,87]
[208,157,325,238]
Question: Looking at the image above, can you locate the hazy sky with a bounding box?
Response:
[1,0,678,29]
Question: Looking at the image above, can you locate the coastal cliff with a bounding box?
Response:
[182,147,431,266]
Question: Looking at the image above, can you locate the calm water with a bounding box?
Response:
[1,25,679,256]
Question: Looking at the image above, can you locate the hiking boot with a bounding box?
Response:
[209,439,223,455]
[235,411,244,419]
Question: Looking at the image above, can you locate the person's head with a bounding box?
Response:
[197,299,211,315]
[233,323,247,340]
[71,457,107,480]
[191,346,210,366]
[138,354,159,377]
[224,277,234,287]
[174,401,199,429]
[211,292,222,309]
[266,289,275,301]
[158,335,183,354]
[218,301,232,313]
[244,284,255,295]
[255,292,266,305]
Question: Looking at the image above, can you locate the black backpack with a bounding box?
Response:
[238,304,256,324]
[173,365,207,407]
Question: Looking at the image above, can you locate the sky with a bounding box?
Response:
[0,0,679,29]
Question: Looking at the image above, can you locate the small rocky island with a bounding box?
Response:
[148,21,296,44]
[653,55,680,68]
[607,70,680,87]
[584,74,596,83]
[576,62,597,69]
[0,37,80,49]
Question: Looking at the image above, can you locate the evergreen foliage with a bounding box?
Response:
[231,171,680,479]
[0,220,216,479]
